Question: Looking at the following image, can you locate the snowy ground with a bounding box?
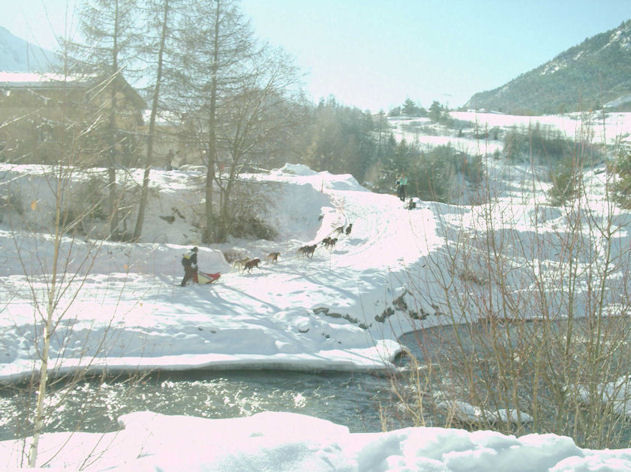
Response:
[2,160,602,382]
[389,110,631,154]
[3,411,631,471]
[0,163,448,382]
[3,112,631,469]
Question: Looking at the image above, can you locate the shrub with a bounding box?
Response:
[612,146,631,208]
[384,179,631,449]
[222,181,278,241]
[59,175,108,236]
[548,158,583,206]
[230,215,277,240]
[504,124,573,163]
[409,146,484,203]
[2,188,25,216]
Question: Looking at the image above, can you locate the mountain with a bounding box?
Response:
[0,26,58,72]
[465,20,631,114]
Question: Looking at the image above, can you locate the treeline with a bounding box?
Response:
[38,0,475,243]
[288,97,483,204]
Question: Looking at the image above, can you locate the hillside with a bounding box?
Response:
[0,26,58,72]
[466,20,631,114]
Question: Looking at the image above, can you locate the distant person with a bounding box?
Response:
[180,247,198,286]
[165,149,174,171]
[396,173,408,201]
[406,198,416,210]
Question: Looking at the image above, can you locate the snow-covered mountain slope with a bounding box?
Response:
[465,20,631,113]
[0,26,58,72]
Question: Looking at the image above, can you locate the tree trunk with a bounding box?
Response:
[217,165,237,242]
[133,0,170,240]
[108,0,121,240]
[203,0,221,244]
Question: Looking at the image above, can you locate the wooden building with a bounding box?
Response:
[0,72,146,165]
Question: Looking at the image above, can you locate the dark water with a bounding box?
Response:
[0,367,406,441]
[3,318,631,444]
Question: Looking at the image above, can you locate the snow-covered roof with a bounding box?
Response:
[0,72,82,87]
[0,71,146,109]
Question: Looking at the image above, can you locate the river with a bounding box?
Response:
[0,356,411,441]
[3,317,631,446]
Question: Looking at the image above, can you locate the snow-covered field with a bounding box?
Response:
[3,112,631,470]
[390,110,631,154]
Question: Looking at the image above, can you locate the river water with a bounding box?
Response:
[0,354,413,441]
[3,318,631,443]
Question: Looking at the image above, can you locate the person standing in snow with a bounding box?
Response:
[396,173,408,201]
[165,149,174,171]
[180,247,198,286]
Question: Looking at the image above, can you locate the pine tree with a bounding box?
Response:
[72,0,142,240]
[428,100,443,122]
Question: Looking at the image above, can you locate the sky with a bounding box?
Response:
[3,0,631,112]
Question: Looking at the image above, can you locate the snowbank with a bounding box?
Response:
[2,411,631,471]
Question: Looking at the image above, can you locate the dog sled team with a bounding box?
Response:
[229,221,353,269]
[232,222,352,267]
[180,221,353,286]
[297,222,352,259]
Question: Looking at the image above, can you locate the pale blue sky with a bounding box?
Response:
[4,0,631,112]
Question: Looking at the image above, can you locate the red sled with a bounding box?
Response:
[195,271,221,284]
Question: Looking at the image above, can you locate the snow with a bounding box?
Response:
[0,162,448,380]
[0,72,68,84]
[390,111,631,151]
[3,112,631,469]
[450,110,631,147]
[2,411,631,471]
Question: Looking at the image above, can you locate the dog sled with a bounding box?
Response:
[196,270,221,284]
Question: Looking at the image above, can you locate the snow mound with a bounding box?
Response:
[277,163,318,176]
[4,411,631,471]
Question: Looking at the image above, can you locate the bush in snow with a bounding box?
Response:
[409,146,484,203]
[504,124,573,163]
[548,156,584,206]
[612,146,631,208]
[219,180,278,241]
[386,179,631,450]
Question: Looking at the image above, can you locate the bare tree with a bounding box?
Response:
[174,0,257,243]
[12,65,106,470]
[133,0,182,239]
[0,19,138,466]
[382,132,631,449]
[214,48,300,240]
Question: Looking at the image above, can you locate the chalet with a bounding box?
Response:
[0,72,146,165]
